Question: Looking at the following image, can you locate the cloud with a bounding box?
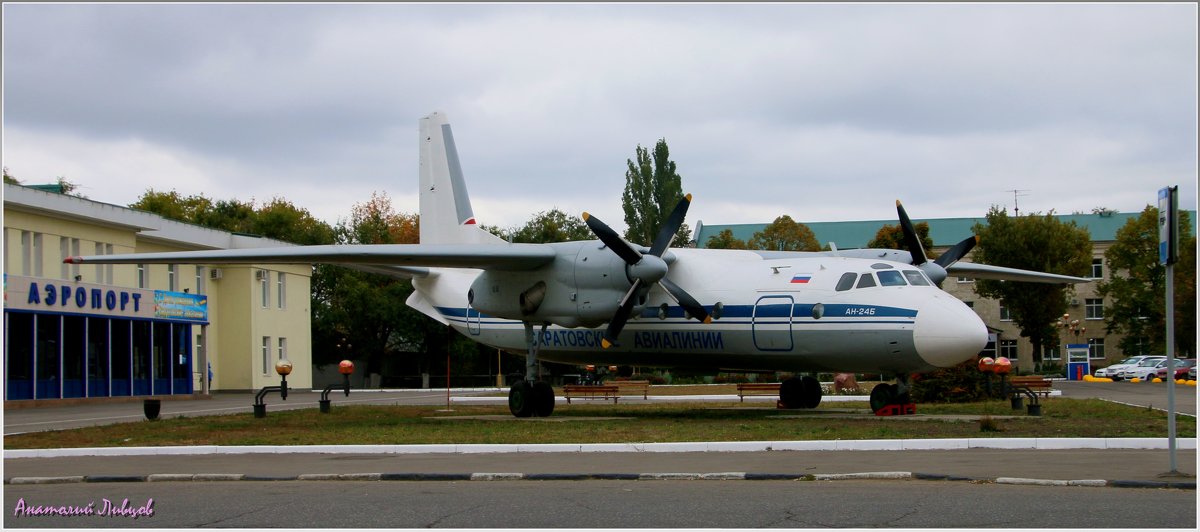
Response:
[3,3,1195,233]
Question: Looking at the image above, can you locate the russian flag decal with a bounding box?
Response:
[790,274,811,284]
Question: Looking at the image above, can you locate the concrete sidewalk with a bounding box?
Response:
[4,447,1195,489]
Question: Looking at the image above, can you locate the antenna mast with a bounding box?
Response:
[1006,189,1030,216]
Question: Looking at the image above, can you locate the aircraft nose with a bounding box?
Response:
[913,294,988,369]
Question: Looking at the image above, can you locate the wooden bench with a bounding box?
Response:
[615,380,650,399]
[562,385,620,404]
[736,382,780,402]
[1005,376,1053,409]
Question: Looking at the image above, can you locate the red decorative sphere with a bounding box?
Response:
[978,357,995,373]
[993,357,1012,375]
[338,360,355,375]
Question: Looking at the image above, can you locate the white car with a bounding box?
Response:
[1096,356,1154,380]
[1117,357,1168,381]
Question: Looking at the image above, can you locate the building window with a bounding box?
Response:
[1044,346,1061,361]
[167,265,177,292]
[1090,258,1104,279]
[999,304,1011,321]
[276,272,286,309]
[262,336,271,375]
[259,270,269,308]
[278,337,287,361]
[137,264,148,288]
[1087,338,1105,359]
[23,231,44,277]
[195,266,206,295]
[1085,298,1104,320]
[999,339,1018,360]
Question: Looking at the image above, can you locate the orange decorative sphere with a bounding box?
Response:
[978,357,995,373]
[993,357,1012,375]
[338,360,355,375]
[274,359,293,376]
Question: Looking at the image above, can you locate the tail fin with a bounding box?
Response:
[419,111,505,245]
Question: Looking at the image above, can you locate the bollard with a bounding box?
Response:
[1027,403,1042,416]
[143,399,161,421]
[1010,396,1023,410]
[319,400,331,413]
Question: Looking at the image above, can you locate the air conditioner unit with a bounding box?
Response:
[255,270,268,281]
[209,268,223,280]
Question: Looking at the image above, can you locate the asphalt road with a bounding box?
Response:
[3,380,1195,529]
[5,479,1196,528]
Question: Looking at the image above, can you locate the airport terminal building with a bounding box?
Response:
[3,183,312,402]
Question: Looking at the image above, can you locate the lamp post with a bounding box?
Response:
[319,360,355,413]
[1056,313,1086,357]
[252,359,293,418]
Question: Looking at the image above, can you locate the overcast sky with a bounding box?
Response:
[3,3,1196,237]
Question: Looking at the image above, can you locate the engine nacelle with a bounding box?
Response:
[467,241,632,328]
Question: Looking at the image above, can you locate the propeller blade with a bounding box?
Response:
[602,280,641,348]
[649,193,692,257]
[583,212,642,265]
[935,235,978,268]
[660,277,712,324]
[896,200,928,265]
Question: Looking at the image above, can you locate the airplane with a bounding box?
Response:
[66,111,1090,418]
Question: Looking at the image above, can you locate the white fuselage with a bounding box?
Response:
[409,247,988,375]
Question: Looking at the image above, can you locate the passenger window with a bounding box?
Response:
[856,273,877,289]
[835,272,857,292]
[903,270,931,286]
[878,270,907,286]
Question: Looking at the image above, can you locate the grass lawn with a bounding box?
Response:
[4,397,1193,449]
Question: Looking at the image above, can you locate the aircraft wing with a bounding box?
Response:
[947,262,1091,284]
[65,243,559,277]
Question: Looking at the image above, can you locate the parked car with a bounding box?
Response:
[1096,355,1154,380]
[1189,365,1197,380]
[1118,356,1167,381]
[1154,359,1197,380]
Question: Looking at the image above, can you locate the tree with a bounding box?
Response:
[621,139,691,247]
[704,229,749,249]
[1096,206,1196,358]
[972,207,1092,370]
[748,215,820,251]
[3,167,20,185]
[867,221,933,251]
[130,189,215,224]
[508,208,593,243]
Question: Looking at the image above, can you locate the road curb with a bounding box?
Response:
[5,471,1194,490]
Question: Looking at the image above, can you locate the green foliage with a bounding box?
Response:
[909,360,990,403]
[621,139,691,246]
[867,221,933,251]
[748,215,820,251]
[972,207,1092,367]
[704,229,748,249]
[1097,206,1196,357]
[503,208,593,243]
[2,167,18,184]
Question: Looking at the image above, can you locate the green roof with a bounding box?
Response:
[695,211,1197,249]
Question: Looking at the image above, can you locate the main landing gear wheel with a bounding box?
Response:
[509,381,536,418]
[509,381,556,418]
[779,376,823,409]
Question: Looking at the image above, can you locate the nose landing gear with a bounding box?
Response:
[870,375,915,415]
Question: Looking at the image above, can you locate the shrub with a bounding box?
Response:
[909,360,991,403]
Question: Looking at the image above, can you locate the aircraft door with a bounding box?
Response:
[752,295,794,351]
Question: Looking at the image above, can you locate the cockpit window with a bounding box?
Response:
[855,273,877,289]
[903,270,931,286]
[877,270,907,286]
[835,272,857,292]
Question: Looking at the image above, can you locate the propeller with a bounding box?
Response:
[895,201,977,287]
[583,194,711,348]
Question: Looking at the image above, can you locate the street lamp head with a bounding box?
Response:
[275,359,293,376]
